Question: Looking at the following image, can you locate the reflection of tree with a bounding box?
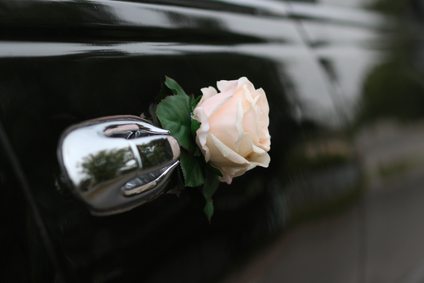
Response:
[368,0,412,15]
[360,61,424,122]
[359,0,424,123]
[286,138,353,172]
[137,139,172,169]
[80,148,135,190]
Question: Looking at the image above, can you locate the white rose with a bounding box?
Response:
[193,77,271,184]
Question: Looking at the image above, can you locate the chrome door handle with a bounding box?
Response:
[58,115,180,216]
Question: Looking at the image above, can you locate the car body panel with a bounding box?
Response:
[1,1,422,283]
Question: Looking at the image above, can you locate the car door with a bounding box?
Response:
[238,1,424,283]
[0,0,369,282]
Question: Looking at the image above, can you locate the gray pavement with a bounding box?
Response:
[222,120,424,283]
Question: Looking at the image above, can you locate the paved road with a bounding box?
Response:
[223,121,424,283]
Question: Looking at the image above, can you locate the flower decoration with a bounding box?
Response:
[146,77,270,221]
[193,77,271,184]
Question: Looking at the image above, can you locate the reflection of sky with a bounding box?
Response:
[0,40,337,127]
[217,0,375,11]
[316,46,383,101]
[299,19,388,121]
[318,0,375,8]
[216,0,288,15]
[4,0,378,127]
[0,0,341,127]
[318,0,374,8]
[98,0,289,41]
[289,2,385,27]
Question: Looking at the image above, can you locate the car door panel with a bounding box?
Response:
[0,1,374,282]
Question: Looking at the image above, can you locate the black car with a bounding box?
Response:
[1,0,424,282]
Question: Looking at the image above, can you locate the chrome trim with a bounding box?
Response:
[58,115,180,215]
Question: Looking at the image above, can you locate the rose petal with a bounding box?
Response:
[237,132,270,170]
[202,87,235,117]
[217,79,238,93]
[207,133,250,184]
[219,173,233,184]
[194,77,271,183]
[208,96,242,151]
[248,144,270,168]
[248,88,271,151]
[242,105,259,144]
[237,133,254,158]
[219,165,249,184]
[238,133,269,163]
[208,133,249,167]
[237,77,256,94]
[255,88,269,114]
[193,107,211,161]
[234,98,245,151]
[199,86,218,106]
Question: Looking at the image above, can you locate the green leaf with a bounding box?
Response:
[156,95,196,153]
[156,82,171,104]
[193,147,201,157]
[203,168,219,222]
[190,95,202,111]
[180,150,205,187]
[165,76,188,97]
[204,201,214,223]
[206,163,223,178]
[190,117,201,157]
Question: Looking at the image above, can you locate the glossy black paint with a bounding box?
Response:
[0,1,421,283]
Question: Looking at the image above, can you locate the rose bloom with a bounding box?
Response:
[193,77,271,184]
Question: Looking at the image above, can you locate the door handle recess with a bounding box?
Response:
[58,115,180,216]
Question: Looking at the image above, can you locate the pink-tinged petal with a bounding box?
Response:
[219,174,233,184]
[255,105,270,146]
[206,134,250,184]
[237,86,262,145]
[198,87,218,107]
[201,87,235,117]
[255,91,270,135]
[210,92,233,117]
[237,133,270,171]
[208,96,242,151]
[195,77,270,183]
[237,77,256,94]
[242,107,259,144]
[258,136,271,152]
[254,88,269,114]
[219,165,249,184]
[217,162,250,184]
[249,88,271,151]
[233,168,249,178]
[257,119,271,151]
[217,79,238,93]
[208,134,249,167]
[257,106,270,135]
[248,144,270,168]
[193,107,211,162]
[234,99,245,151]
[237,133,254,158]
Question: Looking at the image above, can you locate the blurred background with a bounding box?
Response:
[219,0,424,282]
